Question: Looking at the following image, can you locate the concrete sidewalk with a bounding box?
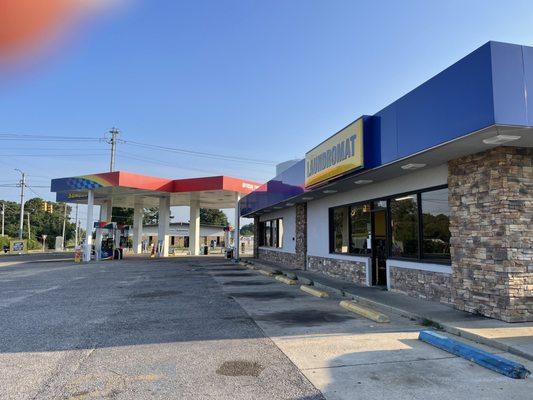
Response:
[244,259,533,361]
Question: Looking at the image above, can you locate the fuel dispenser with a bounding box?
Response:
[94,222,129,260]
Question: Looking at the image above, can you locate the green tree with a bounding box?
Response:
[143,207,159,225]
[1,198,77,249]
[200,209,228,226]
[112,207,134,226]
[240,223,254,236]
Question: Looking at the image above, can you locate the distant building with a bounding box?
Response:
[140,222,226,248]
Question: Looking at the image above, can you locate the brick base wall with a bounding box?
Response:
[307,255,367,286]
[258,248,301,268]
[449,146,533,322]
[389,267,452,305]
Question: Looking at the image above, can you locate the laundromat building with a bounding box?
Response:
[239,41,533,323]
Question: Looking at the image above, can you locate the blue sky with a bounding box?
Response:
[1,0,533,221]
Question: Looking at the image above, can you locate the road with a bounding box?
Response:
[0,256,531,399]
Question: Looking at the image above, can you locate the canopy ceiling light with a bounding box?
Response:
[322,189,337,194]
[354,179,373,185]
[482,134,521,145]
[301,196,314,200]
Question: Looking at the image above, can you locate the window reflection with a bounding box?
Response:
[390,195,419,258]
[333,207,349,253]
[350,204,371,254]
[421,188,450,260]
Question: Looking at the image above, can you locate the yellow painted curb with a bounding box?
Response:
[258,269,274,277]
[300,285,329,298]
[275,275,297,285]
[339,300,390,323]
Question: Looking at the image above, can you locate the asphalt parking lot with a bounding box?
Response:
[0,256,531,399]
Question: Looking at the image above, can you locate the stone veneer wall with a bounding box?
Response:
[295,204,307,268]
[258,248,300,268]
[389,267,452,305]
[448,147,533,322]
[307,255,367,286]
[255,204,307,269]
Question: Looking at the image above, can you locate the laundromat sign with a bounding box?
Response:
[305,118,364,188]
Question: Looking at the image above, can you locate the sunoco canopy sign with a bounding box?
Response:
[305,118,364,188]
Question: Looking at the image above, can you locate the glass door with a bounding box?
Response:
[371,200,388,286]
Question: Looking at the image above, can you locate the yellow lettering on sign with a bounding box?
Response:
[305,118,364,188]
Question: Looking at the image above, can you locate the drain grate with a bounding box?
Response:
[216,360,264,377]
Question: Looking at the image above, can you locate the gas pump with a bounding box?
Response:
[94,222,129,260]
[223,225,234,258]
[94,221,116,260]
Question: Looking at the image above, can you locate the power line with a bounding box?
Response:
[118,149,273,176]
[0,134,100,142]
[0,131,279,166]
[1,153,107,157]
[122,140,276,165]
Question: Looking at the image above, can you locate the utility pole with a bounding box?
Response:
[74,203,79,246]
[26,212,31,242]
[62,203,67,250]
[107,127,119,172]
[15,169,25,240]
[1,202,4,237]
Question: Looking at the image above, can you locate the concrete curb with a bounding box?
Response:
[419,330,531,379]
[275,275,297,285]
[340,300,390,323]
[257,269,275,277]
[300,285,329,298]
[248,260,533,361]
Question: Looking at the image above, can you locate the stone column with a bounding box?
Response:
[132,198,143,254]
[157,197,170,257]
[295,203,307,269]
[189,198,200,255]
[448,147,533,322]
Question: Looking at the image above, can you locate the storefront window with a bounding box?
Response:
[421,188,450,260]
[260,218,283,248]
[278,219,284,247]
[332,207,349,253]
[390,195,419,258]
[329,186,450,264]
[350,203,371,254]
[272,219,278,248]
[264,220,271,246]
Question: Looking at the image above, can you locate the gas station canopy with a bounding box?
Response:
[51,171,262,208]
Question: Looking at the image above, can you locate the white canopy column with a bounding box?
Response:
[132,198,143,254]
[157,196,170,257]
[83,190,94,262]
[189,197,200,255]
[233,193,241,260]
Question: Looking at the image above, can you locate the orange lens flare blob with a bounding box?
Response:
[0,0,119,66]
